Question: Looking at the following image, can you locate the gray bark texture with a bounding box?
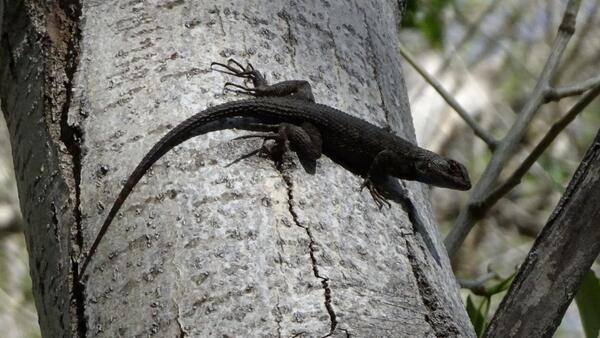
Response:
[1,0,474,337]
[485,128,600,338]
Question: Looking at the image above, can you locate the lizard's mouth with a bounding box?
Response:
[433,177,471,190]
[445,172,471,191]
[414,159,472,190]
[446,160,471,190]
[454,180,471,191]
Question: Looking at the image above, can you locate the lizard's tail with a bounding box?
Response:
[78,100,281,280]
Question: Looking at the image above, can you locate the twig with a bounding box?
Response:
[398,43,498,150]
[444,0,582,258]
[483,82,600,208]
[544,74,600,102]
[555,1,599,79]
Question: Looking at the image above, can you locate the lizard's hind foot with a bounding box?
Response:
[212,58,315,101]
[226,131,288,168]
[222,82,258,96]
[210,59,257,78]
[224,148,264,168]
[211,59,268,91]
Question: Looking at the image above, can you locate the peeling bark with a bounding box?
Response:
[1,1,474,337]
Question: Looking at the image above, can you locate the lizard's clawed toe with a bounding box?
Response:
[212,59,260,80]
[212,59,268,96]
[361,178,391,209]
[223,82,257,95]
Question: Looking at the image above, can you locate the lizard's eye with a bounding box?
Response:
[449,160,462,172]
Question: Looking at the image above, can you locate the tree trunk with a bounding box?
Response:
[1,1,474,337]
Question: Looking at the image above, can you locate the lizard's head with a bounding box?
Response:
[412,156,471,190]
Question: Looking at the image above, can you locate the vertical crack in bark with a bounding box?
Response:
[405,240,459,338]
[279,168,339,337]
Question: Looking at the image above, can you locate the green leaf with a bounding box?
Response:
[575,270,600,338]
[486,272,516,295]
[466,295,487,337]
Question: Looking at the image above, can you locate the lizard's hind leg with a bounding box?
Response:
[227,122,322,171]
[225,130,286,168]
[238,122,322,160]
[212,59,315,101]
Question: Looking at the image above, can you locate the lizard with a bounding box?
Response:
[77,59,471,280]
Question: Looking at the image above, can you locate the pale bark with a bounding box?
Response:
[1,0,474,337]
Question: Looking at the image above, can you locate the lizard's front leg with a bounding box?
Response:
[211,59,315,102]
[361,150,404,209]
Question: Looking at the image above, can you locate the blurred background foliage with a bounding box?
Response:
[0,0,598,337]
[0,107,39,338]
[401,0,600,337]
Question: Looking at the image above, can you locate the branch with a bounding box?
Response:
[544,74,600,102]
[398,43,498,150]
[485,127,600,338]
[555,1,599,79]
[484,82,600,208]
[445,0,582,257]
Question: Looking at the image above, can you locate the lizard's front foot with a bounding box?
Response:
[361,177,392,209]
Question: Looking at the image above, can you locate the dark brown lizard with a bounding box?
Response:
[77,59,471,279]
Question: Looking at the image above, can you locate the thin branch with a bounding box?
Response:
[445,0,582,258]
[556,1,599,79]
[398,43,498,150]
[483,82,600,209]
[544,74,600,102]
